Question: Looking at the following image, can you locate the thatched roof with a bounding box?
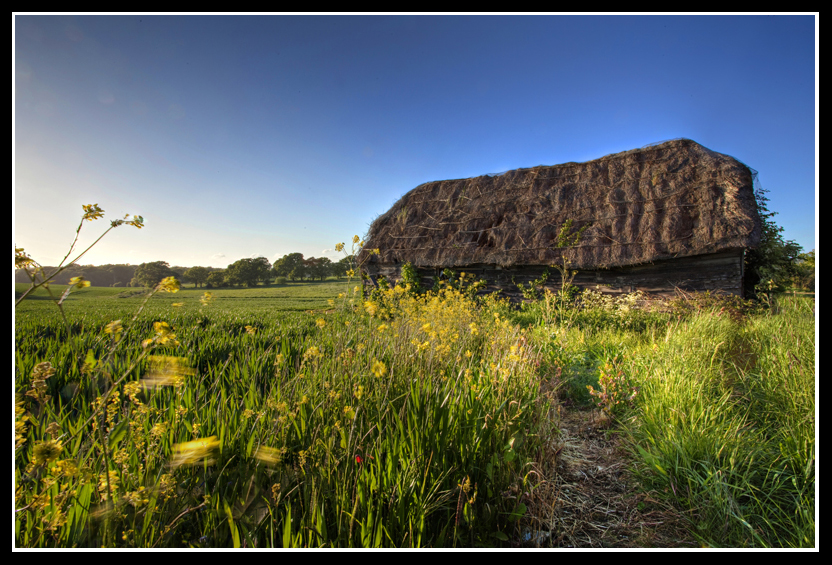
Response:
[360,139,762,270]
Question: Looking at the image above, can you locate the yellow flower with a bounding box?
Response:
[156,276,180,293]
[343,405,356,420]
[364,301,378,317]
[68,276,91,288]
[245,325,257,335]
[352,235,360,244]
[316,318,326,328]
[200,292,214,306]
[105,320,123,341]
[15,248,35,270]
[141,355,194,388]
[82,203,104,221]
[335,242,345,252]
[171,436,220,468]
[371,359,387,378]
[32,439,63,465]
[254,445,286,466]
[171,302,184,308]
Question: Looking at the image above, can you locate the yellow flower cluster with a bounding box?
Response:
[170,436,220,468]
[142,321,180,349]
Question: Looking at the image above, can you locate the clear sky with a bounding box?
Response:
[14,14,817,270]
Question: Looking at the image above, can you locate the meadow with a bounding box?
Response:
[14,277,815,548]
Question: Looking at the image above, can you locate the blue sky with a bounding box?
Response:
[14,14,817,270]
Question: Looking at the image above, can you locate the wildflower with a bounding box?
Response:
[254,445,286,466]
[156,276,180,293]
[124,215,144,229]
[98,470,120,500]
[151,422,168,439]
[245,325,257,335]
[343,405,356,420]
[82,203,105,222]
[370,359,387,378]
[335,242,345,252]
[352,235,360,244]
[364,301,379,317]
[200,292,214,306]
[377,323,388,333]
[141,355,194,388]
[68,276,91,288]
[304,346,321,360]
[15,247,35,270]
[171,302,184,308]
[32,439,63,466]
[170,436,220,468]
[316,318,326,328]
[105,319,123,342]
[149,321,180,347]
[124,487,150,507]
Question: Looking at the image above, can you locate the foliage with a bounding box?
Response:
[399,261,422,294]
[184,266,211,288]
[743,187,806,298]
[130,261,177,289]
[514,270,549,301]
[273,253,306,282]
[226,257,272,287]
[205,270,227,288]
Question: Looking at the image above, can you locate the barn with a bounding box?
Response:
[358,139,762,299]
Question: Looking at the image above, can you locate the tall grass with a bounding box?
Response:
[620,295,815,547]
[15,274,815,548]
[15,284,549,547]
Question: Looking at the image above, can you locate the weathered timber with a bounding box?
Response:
[366,249,745,300]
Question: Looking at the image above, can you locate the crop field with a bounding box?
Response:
[14,279,816,548]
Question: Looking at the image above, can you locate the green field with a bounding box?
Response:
[14,280,816,548]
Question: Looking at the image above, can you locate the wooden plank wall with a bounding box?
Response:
[365,250,746,300]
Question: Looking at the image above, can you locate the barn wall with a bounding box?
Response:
[364,250,746,300]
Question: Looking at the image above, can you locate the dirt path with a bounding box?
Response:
[516,405,698,548]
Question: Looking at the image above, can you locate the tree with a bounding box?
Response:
[332,256,353,279]
[273,253,306,282]
[743,187,805,297]
[226,257,271,287]
[185,266,211,288]
[205,270,227,288]
[305,256,333,281]
[130,261,177,288]
[792,250,815,290]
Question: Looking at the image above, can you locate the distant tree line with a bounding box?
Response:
[14,253,356,289]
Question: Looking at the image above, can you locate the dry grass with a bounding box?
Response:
[361,138,761,272]
[516,406,697,548]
